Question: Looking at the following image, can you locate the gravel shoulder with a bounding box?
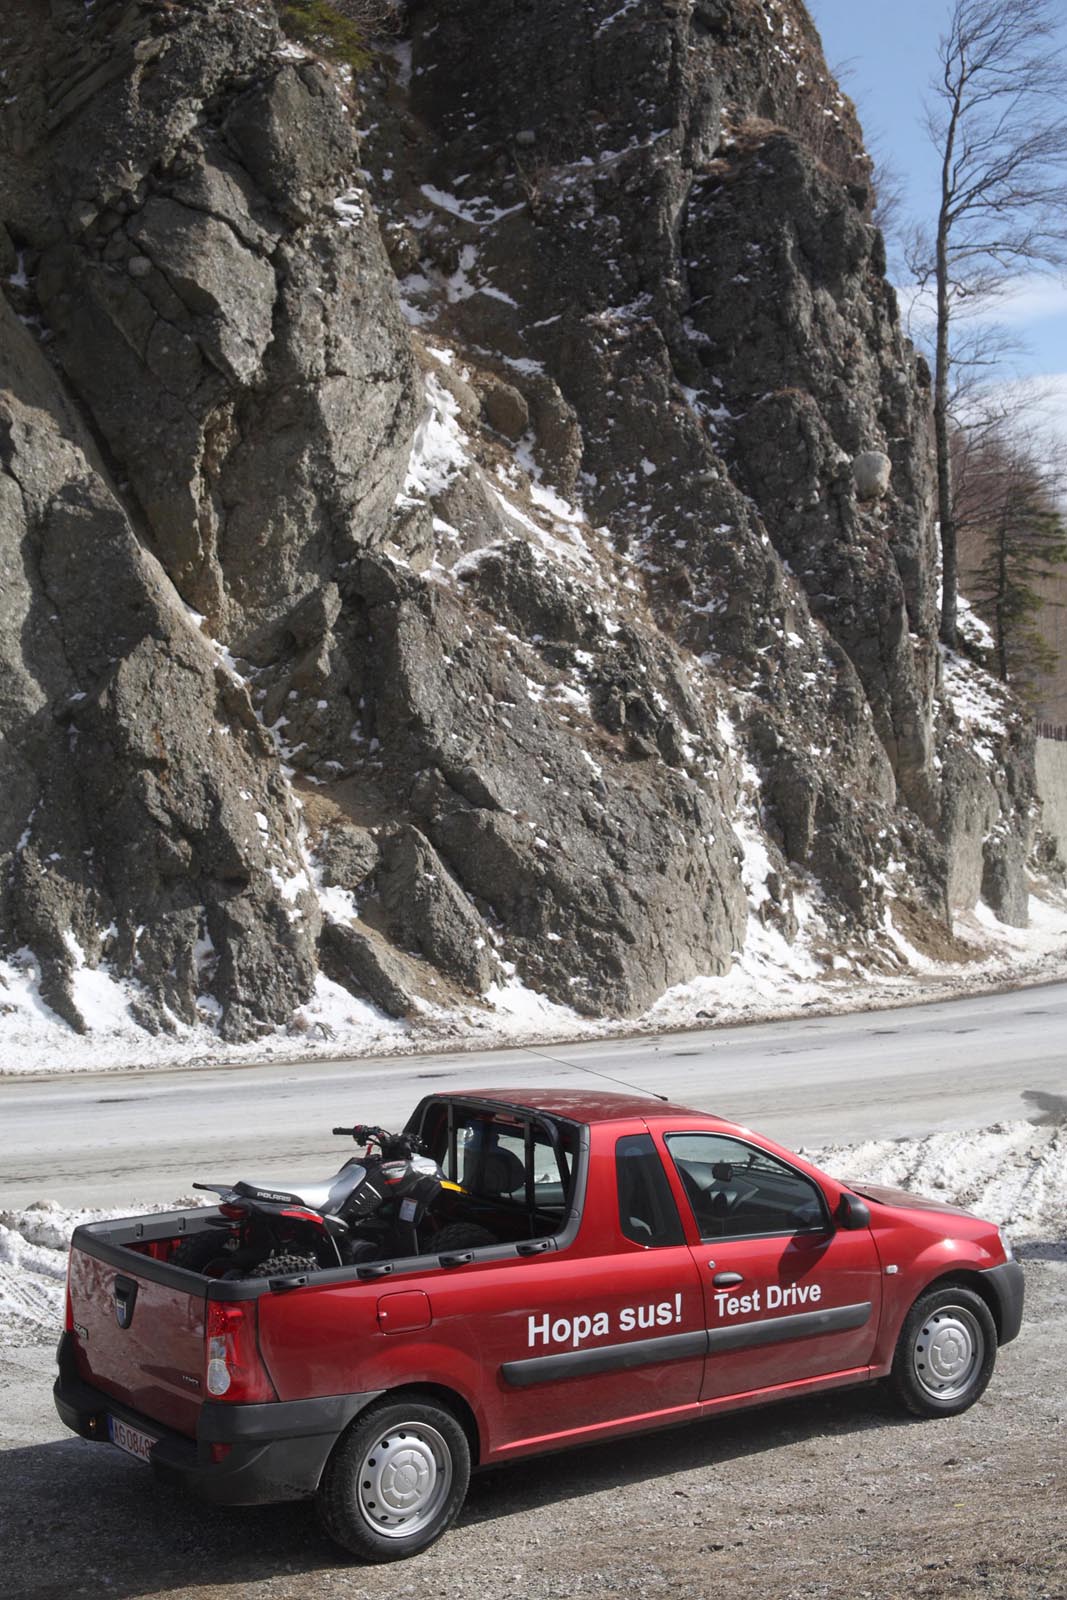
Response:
[2,1249,1064,1600]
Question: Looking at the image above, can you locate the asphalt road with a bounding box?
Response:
[2,982,1065,1207]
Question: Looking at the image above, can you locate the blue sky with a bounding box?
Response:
[806,0,1067,438]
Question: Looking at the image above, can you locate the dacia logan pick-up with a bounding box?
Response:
[55,1089,1024,1562]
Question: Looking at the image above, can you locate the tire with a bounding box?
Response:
[343,1237,383,1266]
[170,1230,234,1275]
[888,1284,997,1417]
[228,1251,319,1281]
[431,1223,498,1253]
[317,1397,470,1561]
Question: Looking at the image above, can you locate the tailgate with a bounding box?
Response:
[69,1234,207,1438]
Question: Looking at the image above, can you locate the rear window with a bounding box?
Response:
[416,1101,579,1236]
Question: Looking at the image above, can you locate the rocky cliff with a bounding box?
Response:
[0,0,1035,1044]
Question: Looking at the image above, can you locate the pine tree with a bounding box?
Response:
[964,438,1067,697]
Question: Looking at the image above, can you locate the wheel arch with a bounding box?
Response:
[916,1269,1004,1341]
[371,1381,483,1466]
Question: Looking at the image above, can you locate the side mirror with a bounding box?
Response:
[836,1192,871,1231]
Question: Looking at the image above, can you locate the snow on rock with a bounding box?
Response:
[397,371,469,507]
[332,187,366,228]
[0,888,1064,1074]
[941,649,1012,765]
[417,185,525,227]
[480,973,584,1033]
[0,948,409,1075]
[958,592,995,653]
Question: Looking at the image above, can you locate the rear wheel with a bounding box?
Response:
[317,1397,470,1561]
[227,1251,319,1281]
[889,1284,997,1416]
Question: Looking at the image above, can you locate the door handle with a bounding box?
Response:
[712,1271,743,1287]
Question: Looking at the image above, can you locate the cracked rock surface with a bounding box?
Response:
[0,0,1036,1041]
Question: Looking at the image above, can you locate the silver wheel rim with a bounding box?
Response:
[911,1305,983,1401]
[356,1421,453,1539]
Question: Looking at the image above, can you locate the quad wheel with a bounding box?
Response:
[889,1284,997,1416]
[317,1397,470,1561]
[228,1251,319,1280]
[170,1231,234,1275]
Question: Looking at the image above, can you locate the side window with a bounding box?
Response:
[616,1134,685,1247]
[665,1133,827,1240]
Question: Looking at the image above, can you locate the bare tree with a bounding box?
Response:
[909,0,1067,648]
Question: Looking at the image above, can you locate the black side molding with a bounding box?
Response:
[500,1302,875,1388]
[707,1301,872,1354]
[501,1329,708,1389]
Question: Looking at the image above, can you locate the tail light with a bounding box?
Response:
[204,1301,277,1403]
[64,1255,74,1335]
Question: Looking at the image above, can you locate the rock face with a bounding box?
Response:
[0,0,1035,1042]
[0,293,318,1037]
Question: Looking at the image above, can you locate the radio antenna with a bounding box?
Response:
[522,1045,670,1102]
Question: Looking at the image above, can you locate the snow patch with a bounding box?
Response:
[332,187,366,228]
[941,648,1011,764]
[418,185,525,227]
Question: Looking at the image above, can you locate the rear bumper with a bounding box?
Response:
[54,1333,381,1506]
[980,1258,1025,1347]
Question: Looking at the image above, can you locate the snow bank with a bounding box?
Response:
[810,1121,1067,1241]
[0,1198,201,1348]
[2,1123,1062,1347]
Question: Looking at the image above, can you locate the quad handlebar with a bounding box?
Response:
[332,1125,424,1159]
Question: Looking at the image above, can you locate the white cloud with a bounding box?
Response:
[997,371,1067,455]
[897,271,1067,335]
[893,271,1067,461]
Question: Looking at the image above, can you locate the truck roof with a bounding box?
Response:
[446,1086,733,1128]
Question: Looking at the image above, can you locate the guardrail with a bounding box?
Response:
[1037,722,1067,742]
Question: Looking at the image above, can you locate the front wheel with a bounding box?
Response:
[317,1398,470,1561]
[430,1223,498,1253]
[888,1284,997,1417]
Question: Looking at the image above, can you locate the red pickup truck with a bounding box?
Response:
[55,1089,1023,1562]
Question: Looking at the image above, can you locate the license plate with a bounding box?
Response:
[107,1415,157,1463]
